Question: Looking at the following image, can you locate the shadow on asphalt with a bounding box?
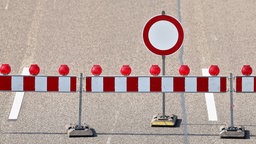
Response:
[3,132,65,135]
[3,131,219,137]
[2,123,255,138]
[3,131,256,138]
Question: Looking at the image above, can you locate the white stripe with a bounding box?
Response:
[205,93,217,121]
[59,77,70,92]
[9,67,29,120]
[35,77,47,91]
[202,68,218,121]
[185,77,197,92]
[115,77,126,92]
[5,0,10,10]
[209,77,220,92]
[242,77,254,92]
[53,0,56,9]
[138,77,150,92]
[106,111,119,144]
[12,76,23,91]
[162,77,173,92]
[92,77,103,92]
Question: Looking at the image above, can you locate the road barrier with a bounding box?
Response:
[236,76,256,92]
[85,76,227,93]
[0,75,76,92]
[0,63,254,138]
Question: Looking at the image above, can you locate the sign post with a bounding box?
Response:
[143,11,184,127]
[162,55,166,117]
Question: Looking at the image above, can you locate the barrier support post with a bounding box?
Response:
[65,73,96,137]
[78,73,83,128]
[219,73,249,139]
[229,73,234,128]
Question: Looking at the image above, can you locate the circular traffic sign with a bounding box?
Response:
[143,15,184,55]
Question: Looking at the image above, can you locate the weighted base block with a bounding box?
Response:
[66,124,96,137]
[151,114,177,127]
[220,126,248,139]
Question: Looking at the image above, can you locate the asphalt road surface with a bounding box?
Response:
[1,0,256,144]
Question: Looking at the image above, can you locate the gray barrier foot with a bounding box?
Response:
[220,125,248,139]
[66,124,96,137]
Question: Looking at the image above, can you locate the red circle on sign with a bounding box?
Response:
[143,15,184,55]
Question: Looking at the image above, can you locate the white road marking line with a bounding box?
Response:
[202,68,218,121]
[8,67,29,120]
[53,0,56,9]
[21,1,43,68]
[106,111,119,144]
[5,0,10,10]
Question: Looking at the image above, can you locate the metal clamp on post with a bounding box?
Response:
[66,73,96,137]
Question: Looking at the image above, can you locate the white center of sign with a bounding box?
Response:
[148,20,179,50]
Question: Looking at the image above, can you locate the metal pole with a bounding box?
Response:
[161,11,166,117]
[162,55,166,117]
[230,73,234,128]
[78,73,83,128]
[162,10,165,15]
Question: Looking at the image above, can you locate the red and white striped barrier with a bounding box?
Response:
[85,76,227,93]
[0,75,77,92]
[236,76,256,92]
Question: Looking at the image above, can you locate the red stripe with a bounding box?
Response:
[70,77,76,92]
[127,77,138,92]
[86,77,91,92]
[103,77,115,92]
[23,76,35,91]
[47,77,59,91]
[0,76,11,90]
[220,77,227,92]
[150,77,161,92]
[173,77,185,92]
[236,77,242,92]
[197,77,208,92]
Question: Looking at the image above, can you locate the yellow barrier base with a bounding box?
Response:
[151,114,177,127]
